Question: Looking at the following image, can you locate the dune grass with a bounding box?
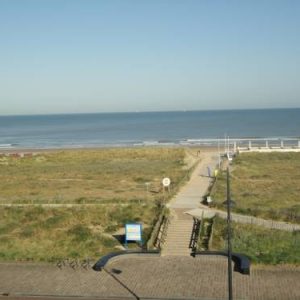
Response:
[211,216,300,265]
[211,152,300,223]
[0,147,193,262]
[0,203,160,262]
[0,148,187,204]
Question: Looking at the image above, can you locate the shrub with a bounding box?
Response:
[68,224,92,242]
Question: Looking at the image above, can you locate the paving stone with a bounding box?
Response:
[1,256,299,299]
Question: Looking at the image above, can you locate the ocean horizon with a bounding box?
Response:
[0,108,299,149]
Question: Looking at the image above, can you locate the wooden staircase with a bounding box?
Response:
[161,210,194,256]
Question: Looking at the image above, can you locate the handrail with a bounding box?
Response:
[157,216,170,249]
[189,218,201,251]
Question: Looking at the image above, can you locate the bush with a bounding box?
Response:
[68,224,92,242]
[212,217,300,264]
[211,153,300,223]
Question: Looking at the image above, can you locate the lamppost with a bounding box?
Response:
[223,167,235,300]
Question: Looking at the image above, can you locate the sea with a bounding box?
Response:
[0,108,299,150]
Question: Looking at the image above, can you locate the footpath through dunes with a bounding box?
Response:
[215,208,300,231]
[161,150,219,256]
[161,149,300,257]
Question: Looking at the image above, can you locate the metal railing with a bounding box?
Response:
[155,216,170,249]
[189,218,201,252]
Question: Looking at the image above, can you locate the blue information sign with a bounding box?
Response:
[125,223,142,242]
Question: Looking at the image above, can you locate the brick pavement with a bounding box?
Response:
[1,256,299,299]
[0,262,133,299]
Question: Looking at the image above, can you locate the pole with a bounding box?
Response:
[227,136,230,154]
[226,167,233,300]
[218,139,221,169]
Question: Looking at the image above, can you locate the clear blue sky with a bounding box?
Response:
[1,0,300,115]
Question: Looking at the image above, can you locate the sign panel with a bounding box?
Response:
[162,177,171,187]
[125,223,142,241]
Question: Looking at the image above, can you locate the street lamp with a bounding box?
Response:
[222,167,236,300]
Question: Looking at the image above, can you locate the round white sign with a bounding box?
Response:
[162,177,171,187]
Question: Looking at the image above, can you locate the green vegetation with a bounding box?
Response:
[0,148,187,204]
[197,218,214,251]
[0,148,193,262]
[0,203,160,262]
[211,216,300,265]
[211,153,300,223]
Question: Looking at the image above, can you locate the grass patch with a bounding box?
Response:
[211,153,300,223]
[0,204,159,262]
[197,218,214,251]
[0,148,196,262]
[211,216,300,265]
[0,148,187,204]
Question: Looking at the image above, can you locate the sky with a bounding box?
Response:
[0,0,300,115]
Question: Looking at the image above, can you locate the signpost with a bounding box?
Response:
[162,177,171,205]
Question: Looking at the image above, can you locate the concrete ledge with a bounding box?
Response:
[93,249,160,271]
[238,148,300,153]
[191,250,250,275]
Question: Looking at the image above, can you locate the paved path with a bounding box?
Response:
[1,257,299,299]
[215,209,300,231]
[161,151,219,256]
[169,150,219,209]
